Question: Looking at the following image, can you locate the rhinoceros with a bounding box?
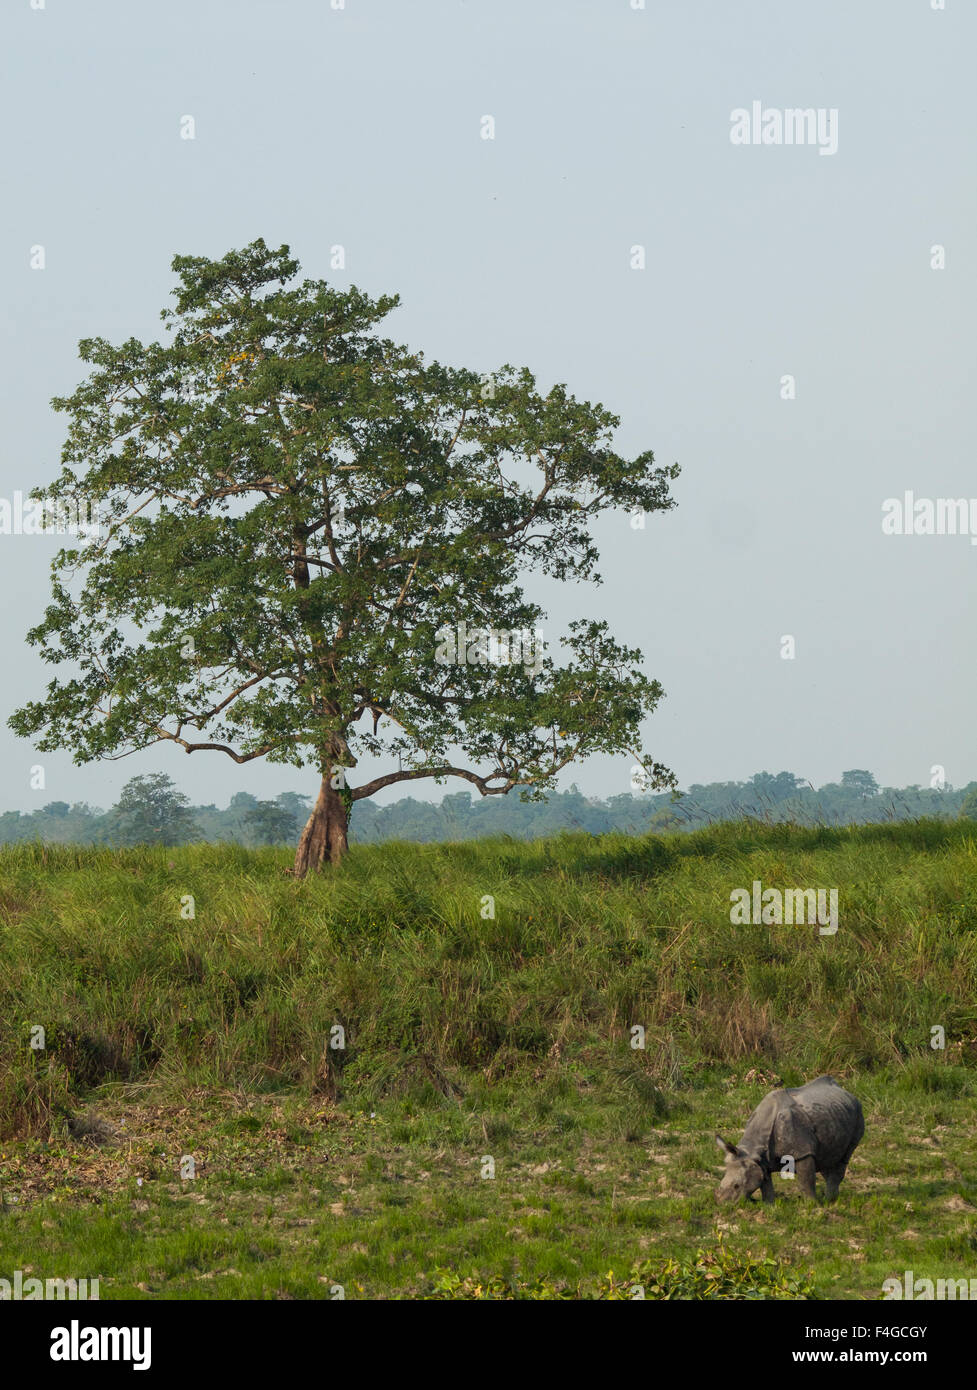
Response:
[715,1075,863,1203]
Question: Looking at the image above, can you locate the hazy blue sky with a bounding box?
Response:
[1,0,974,813]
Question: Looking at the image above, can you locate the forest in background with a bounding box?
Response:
[2,769,976,848]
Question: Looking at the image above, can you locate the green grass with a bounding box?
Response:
[1,819,976,1298]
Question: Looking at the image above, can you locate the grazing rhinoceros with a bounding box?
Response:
[715,1075,863,1203]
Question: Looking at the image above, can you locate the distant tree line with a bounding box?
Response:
[2,769,977,849]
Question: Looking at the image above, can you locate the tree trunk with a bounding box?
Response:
[293,775,349,877]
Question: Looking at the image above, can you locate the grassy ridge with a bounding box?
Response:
[3,819,976,1123]
[1,820,975,1297]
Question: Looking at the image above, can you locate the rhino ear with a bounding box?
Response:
[715,1133,739,1157]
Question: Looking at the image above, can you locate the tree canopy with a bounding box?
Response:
[10,239,679,873]
[103,772,201,847]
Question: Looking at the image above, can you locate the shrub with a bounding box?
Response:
[421,1243,815,1299]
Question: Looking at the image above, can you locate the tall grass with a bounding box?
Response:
[2,820,976,1138]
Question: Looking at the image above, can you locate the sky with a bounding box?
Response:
[1,0,974,813]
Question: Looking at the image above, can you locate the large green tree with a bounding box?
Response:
[10,240,679,874]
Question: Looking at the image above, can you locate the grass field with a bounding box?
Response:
[1,820,976,1299]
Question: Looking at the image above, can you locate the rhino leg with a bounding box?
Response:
[824,1147,859,1200]
[795,1156,818,1199]
[760,1173,775,1204]
[823,1167,845,1201]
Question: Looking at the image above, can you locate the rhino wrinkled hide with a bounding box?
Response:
[714,1075,864,1203]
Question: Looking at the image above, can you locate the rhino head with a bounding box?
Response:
[714,1134,766,1202]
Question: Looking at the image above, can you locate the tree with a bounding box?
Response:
[242,799,299,845]
[104,773,201,846]
[225,790,256,833]
[841,770,879,799]
[276,791,311,823]
[749,770,799,803]
[9,239,679,875]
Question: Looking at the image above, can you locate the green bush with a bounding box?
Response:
[421,1243,815,1299]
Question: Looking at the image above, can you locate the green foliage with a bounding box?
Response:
[100,773,201,847]
[1,813,975,1301]
[629,1244,816,1300]
[241,800,299,846]
[1,818,975,1143]
[422,1269,582,1299]
[2,773,976,848]
[422,1245,814,1298]
[841,769,880,799]
[9,238,678,814]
